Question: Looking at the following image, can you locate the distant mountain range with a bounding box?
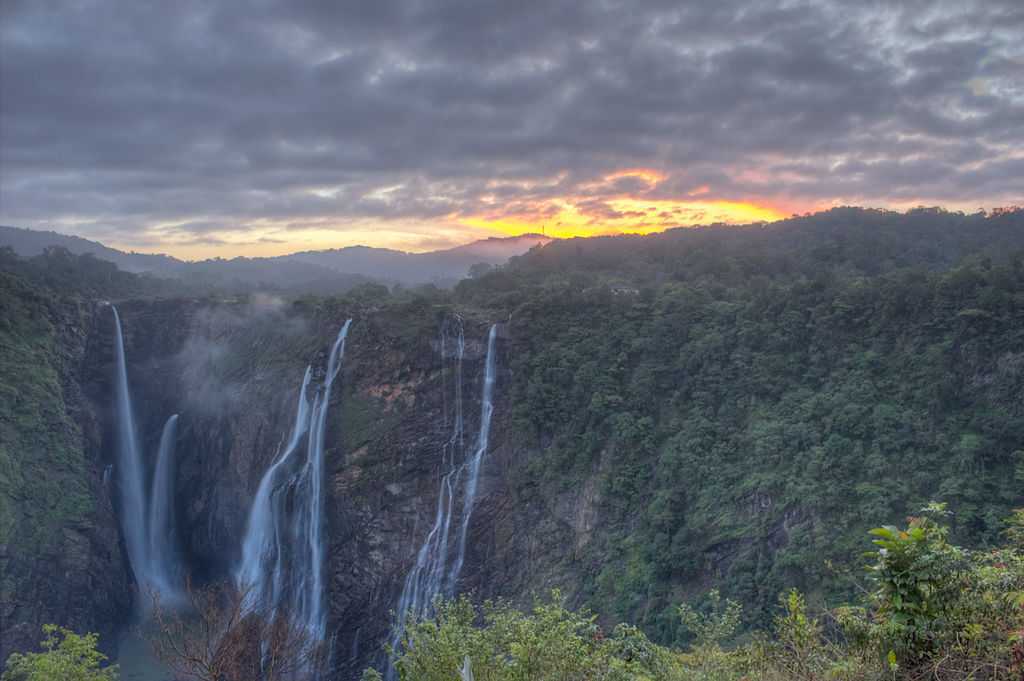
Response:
[0,225,552,289]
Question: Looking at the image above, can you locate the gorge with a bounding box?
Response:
[2,208,1024,679]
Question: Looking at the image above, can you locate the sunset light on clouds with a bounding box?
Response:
[2,1,1021,258]
[455,169,790,239]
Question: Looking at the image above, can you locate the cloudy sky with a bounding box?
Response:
[1,0,1022,258]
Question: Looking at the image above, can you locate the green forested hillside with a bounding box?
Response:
[456,207,1024,642]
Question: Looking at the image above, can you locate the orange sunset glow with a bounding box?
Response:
[458,198,788,238]
[456,168,791,239]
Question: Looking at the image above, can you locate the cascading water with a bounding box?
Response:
[147,414,181,603]
[449,324,498,590]
[112,306,149,588]
[236,319,353,644]
[111,307,183,606]
[386,322,498,680]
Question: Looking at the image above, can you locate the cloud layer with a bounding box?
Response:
[1,0,1022,256]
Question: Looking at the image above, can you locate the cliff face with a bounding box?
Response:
[0,297,130,665]
[68,299,502,675]
[72,297,598,678]
[1,292,635,677]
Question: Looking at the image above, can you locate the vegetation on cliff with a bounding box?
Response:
[379,506,1024,680]
[454,207,1024,640]
[0,265,92,546]
[1,626,118,681]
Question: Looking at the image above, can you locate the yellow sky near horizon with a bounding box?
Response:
[89,168,802,259]
[73,167,992,261]
[105,203,791,260]
[457,198,788,239]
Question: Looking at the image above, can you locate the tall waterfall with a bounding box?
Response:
[112,306,149,592]
[111,307,183,606]
[386,322,498,680]
[449,324,498,590]
[236,319,353,642]
[147,414,181,603]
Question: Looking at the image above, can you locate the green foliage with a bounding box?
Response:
[475,213,1024,637]
[676,590,745,681]
[381,508,1024,681]
[1004,508,1024,549]
[865,503,966,658]
[1,625,118,681]
[0,270,92,547]
[678,589,742,648]
[390,592,686,681]
[843,506,1024,675]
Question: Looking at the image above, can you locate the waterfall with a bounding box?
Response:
[111,307,184,606]
[386,322,498,680]
[449,324,498,591]
[112,306,149,593]
[236,319,353,643]
[147,414,181,603]
[236,367,312,612]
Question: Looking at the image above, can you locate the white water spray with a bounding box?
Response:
[236,320,352,643]
[386,322,498,680]
[147,414,181,603]
[449,324,498,591]
[111,307,184,606]
[112,307,148,584]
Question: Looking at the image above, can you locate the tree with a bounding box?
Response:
[866,502,967,659]
[1,625,118,681]
[146,581,325,681]
[467,262,494,279]
[385,592,684,681]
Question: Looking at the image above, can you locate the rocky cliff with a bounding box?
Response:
[28,295,533,677]
[0,292,130,665]
[29,294,600,678]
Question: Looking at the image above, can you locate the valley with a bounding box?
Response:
[2,208,1024,678]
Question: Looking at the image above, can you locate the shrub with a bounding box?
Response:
[1,625,117,681]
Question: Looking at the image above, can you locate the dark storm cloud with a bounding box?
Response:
[1,0,1021,249]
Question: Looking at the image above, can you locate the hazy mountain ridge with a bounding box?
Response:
[0,225,551,289]
[285,233,552,284]
[0,225,184,274]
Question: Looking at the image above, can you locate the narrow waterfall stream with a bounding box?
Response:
[386,322,498,680]
[111,307,183,607]
[236,319,353,644]
[146,414,181,603]
[449,324,498,589]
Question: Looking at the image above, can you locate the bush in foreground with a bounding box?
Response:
[380,505,1024,681]
[1,625,117,681]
